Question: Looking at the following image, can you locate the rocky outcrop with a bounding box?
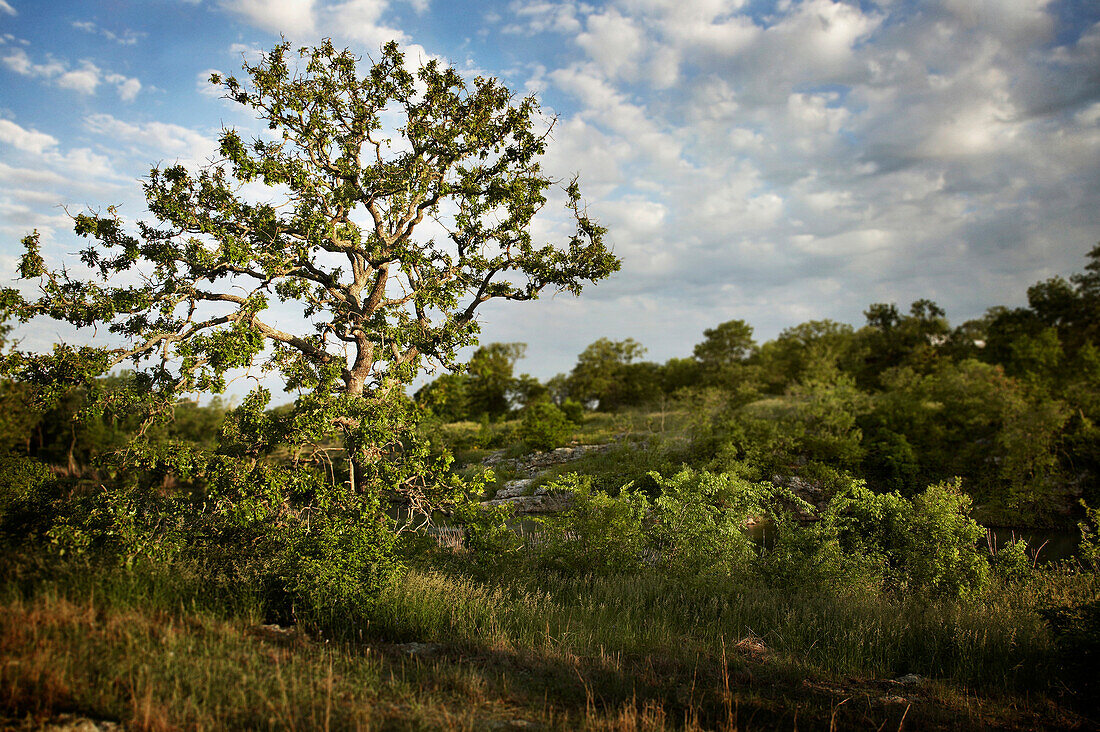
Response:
[478,443,613,514]
[482,484,573,513]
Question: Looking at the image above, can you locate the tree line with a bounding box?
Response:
[415,245,1100,519]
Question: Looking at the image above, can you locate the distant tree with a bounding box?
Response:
[658,356,701,395]
[511,373,549,410]
[753,319,858,393]
[856,300,950,386]
[566,338,646,410]
[414,372,469,422]
[693,319,756,385]
[544,373,569,406]
[465,343,526,420]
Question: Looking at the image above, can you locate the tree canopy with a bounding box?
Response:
[2,40,619,507]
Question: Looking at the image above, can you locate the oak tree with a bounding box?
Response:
[4,40,618,511]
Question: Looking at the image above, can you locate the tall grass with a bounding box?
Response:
[3,556,1094,729]
[373,565,1086,689]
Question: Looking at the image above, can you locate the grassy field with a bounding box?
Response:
[2,552,1096,730]
[2,408,1098,730]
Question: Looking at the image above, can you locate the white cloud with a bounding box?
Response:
[321,0,408,47]
[575,10,645,81]
[503,1,581,35]
[220,0,317,35]
[0,0,15,17]
[106,73,142,102]
[71,20,144,45]
[0,118,58,154]
[2,48,64,78]
[83,113,219,165]
[3,48,143,100]
[490,0,1100,366]
[56,60,101,95]
[196,68,224,98]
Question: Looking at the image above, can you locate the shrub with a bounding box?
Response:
[560,398,585,425]
[824,478,990,597]
[534,473,648,574]
[991,537,1032,581]
[647,468,763,573]
[1080,500,1100,569]
[272,503,400,628]
[443,497,522,577]
[519,402,573,451]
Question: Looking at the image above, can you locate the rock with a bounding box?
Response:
[394,641,441,656]
[735,636,767,658]
[893,673,923,687]
[487,720,544,730]
[483,492,573,514]
[252,623,309,645]
[494,478,535,499]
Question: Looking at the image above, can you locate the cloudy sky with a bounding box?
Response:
[1,0,1098,387]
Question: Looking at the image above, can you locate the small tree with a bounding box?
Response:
[566,337,645,410]
[3,41,617,517]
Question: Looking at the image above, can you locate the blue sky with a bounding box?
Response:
[1,0,1099,390]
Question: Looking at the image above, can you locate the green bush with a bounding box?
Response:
[647,468,763,573]
[442,497,522,577]
[1080,500,1100,568]
[519,402,573,451]
[560,398,585,425]
[992,537,1032,581]
[273,504,400,628]
[534,473,648,574]
[824,478,990,597]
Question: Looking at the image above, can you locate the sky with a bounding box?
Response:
[1,0,1099,391]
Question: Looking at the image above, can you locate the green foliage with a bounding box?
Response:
[272,502,400,626]
[566,338,647,410]
[752,319,859,393]
[824,479,990,598]
[857,299,950,385]
[415,372,469,422]
[519,402,573,451]
[1080,500,1100,568]
[710,371,869,481]
[992,538,1033,582]
[646,468,763,573]
[863,360,1069,505]
[465,343,526,420]
[692,318,756,386]
[559,398,585,425]
[534,473,649,574]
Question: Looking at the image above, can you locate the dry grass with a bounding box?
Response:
[2,560,1093,730]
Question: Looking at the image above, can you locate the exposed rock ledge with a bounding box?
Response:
[478,443,614,514]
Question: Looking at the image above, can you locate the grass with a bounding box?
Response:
[2,555,1095,730]
[3,403,1097,729]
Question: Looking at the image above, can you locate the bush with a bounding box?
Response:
[519,402,573,451]
[1080,500,1100,568]
[534,473,648,574]
[560,398,585,425]
[991,537,1032,581]
[647,468,764,573]
[442,498,522,577]
[272,504,400,628]
[824,478,990,597]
